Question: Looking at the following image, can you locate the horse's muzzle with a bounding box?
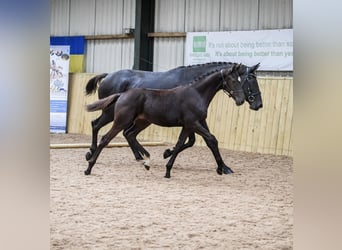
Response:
[235,98,245,106]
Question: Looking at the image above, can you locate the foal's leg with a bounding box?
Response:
[164,128,189,178]
[85,110,134,175]
[193,120,233,175]
[85,105,114,161]
[84,124,122,175]
[123,120,152,170]
[163,133,196,159]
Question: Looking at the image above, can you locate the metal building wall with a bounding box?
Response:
[153,0,293,72]
[50,0,135,73]
[50,0,292,73]
[50,0,70,36]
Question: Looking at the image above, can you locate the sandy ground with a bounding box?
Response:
[50,133,293,250]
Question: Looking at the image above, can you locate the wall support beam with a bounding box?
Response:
[133,0,155,71]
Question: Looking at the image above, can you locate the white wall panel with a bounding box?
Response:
[259,0,293,29]
[153,38,185,72]
[69,0,95,35]
[50,0,70,35]
[123,0,136,30]
[185,0,221,31]
[86,39,134,73]
[95,0,123,34]
[220,0,259,31]
[121,39,135,69]
[92,40,123,73]
[155,0,185,32]
[51,0,293,73]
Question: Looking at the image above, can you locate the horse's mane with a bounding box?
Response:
[185,61,231,69]
[189,61,236,84]
[170,61,232,71]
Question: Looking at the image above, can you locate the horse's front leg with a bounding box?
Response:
[194,120,233,175]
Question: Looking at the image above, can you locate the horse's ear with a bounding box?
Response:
[250,63,260,72]
[231,63,240,72]
[226,67,233,74]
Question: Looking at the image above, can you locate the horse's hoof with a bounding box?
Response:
[144,165,150,171]
[164,174,171,178]
[163,149,172,159]
[216,168,223,175]
[84,169,91,175]
[223,166,234,174]
[85,152,92,161]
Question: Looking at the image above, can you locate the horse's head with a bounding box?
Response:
[221,63,245,106]
[239,63,263,111]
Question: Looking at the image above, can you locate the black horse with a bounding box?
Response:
[85,62,262,162]
[85,64,244,178]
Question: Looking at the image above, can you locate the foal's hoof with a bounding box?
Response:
[144,164,150,171]
[216,167,223,175]
[163,149,172,159]
[84,169,91,175]
[223,166,234,174]
[85,152,92,161]
[216,166,234,175]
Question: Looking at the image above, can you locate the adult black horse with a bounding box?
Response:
[85,62,262,163]
[85,64,244,178]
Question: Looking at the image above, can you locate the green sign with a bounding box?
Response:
[193,36,206,52]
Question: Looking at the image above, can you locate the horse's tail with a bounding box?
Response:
[85,73,108,95]
[86,93,121,112]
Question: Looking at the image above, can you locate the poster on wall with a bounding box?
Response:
[185,29,293,71]
[50,45,70,133]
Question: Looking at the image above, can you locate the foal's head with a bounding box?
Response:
[221,63,245,106]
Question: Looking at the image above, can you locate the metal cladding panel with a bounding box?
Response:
[69,0,96,35]
[185,0,221,32]
[220,0,259,31]
[50,0,70,35]
[153,38,185,72]
[122,0,136,29]
[86,39,134,73]
[259,0,293,29]
[121,39,135,69]
[155,0,186,32]
[95,0,124,34]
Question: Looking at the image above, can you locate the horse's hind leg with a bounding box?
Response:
[85,109,136,175]
[163,133,196,159]
[84,125,122,175]
[123,120,151,170]
[124,120,151,160]
[85,106,114,161]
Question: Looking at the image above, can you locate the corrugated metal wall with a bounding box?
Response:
[50,0,292,73]
[50,0,135,73]
[153,0,292,71]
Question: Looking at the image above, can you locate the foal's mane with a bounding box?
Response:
[189,69,221,85]
[184,62,234,85]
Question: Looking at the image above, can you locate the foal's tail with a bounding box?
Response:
[85,73,108,95]
[86,94,121,112]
